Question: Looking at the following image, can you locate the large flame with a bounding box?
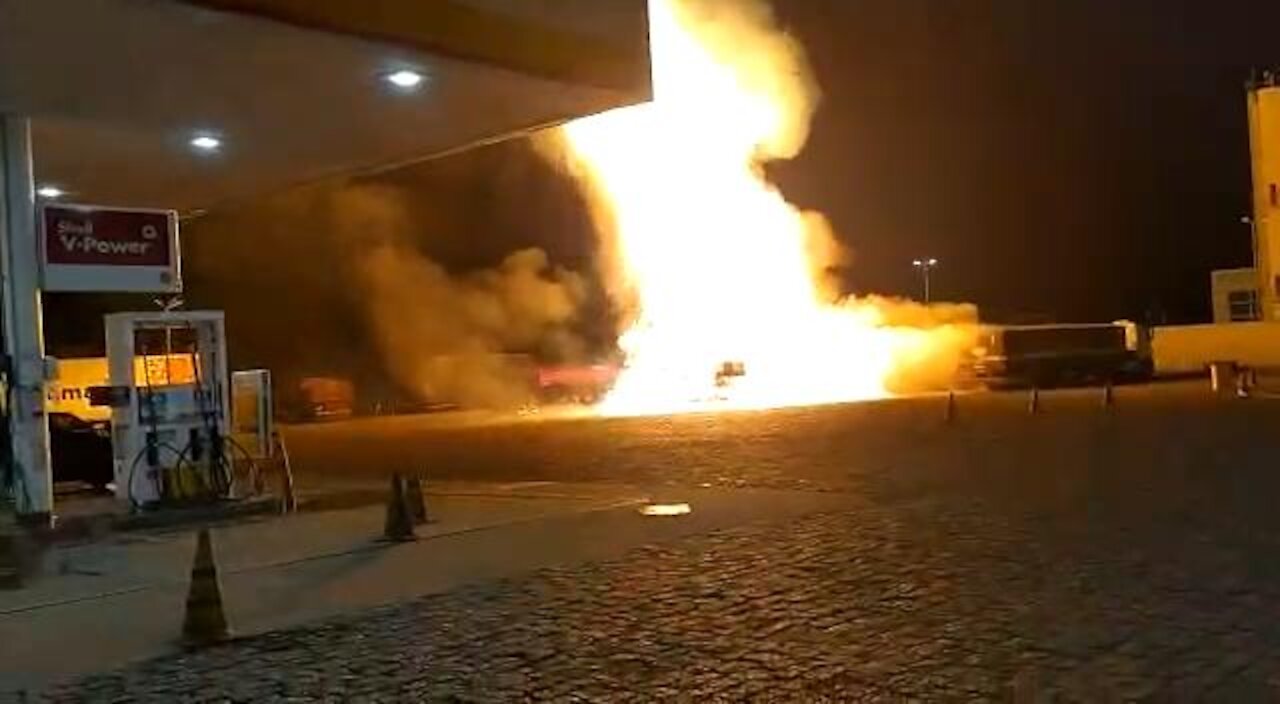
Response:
[562,0,972,416]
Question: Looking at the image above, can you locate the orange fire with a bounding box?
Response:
[562,0,972,416]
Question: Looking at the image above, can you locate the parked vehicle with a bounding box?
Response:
[278,376,355,422]
[536,364,620,404]
[972,321,1154,388]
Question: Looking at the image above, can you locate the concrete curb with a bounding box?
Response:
[38,482,609,548]
[295,489,385,515]
[43,498,283,546]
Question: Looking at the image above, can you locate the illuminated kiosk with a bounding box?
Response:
[0,0,652,522]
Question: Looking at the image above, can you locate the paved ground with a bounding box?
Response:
[24,383,1280,700]
[2,482,844,692]
[42,502,1280,701]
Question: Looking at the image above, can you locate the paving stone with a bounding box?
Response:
[30,392,1280,700]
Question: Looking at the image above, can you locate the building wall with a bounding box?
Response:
[1153,322,1280,374]
[1210,267,1259,323]
[1248,80,1280,319]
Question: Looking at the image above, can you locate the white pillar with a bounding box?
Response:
[0,116,53,522]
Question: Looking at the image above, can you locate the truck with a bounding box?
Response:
[278,376,355,422]
[971,321,1154,388]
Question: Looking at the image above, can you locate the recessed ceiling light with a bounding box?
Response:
[190,135,222,152]
[385,69,425,89]
[37,185,64,199]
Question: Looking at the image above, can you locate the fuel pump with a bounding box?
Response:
[103,311,229,508]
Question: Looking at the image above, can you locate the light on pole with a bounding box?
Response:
[912,257,939,303]
[1242,215,1259,270]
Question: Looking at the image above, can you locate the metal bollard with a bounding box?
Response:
[944,390,956,424]
[1209,361,1237,395]
[1027,387,1040,414]
[1101,382,1114,408]
[273,431,297,514]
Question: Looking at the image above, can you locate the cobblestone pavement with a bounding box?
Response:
[37,388,1280,700]
[286,385,1280,501]
[43,493,1280,700]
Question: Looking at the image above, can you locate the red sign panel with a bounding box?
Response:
[40,204,181,293]
[43,207,172,266]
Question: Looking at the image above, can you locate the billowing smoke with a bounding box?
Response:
[185,175,590,409]
[855,297,979,392]
[358,245,585,408]
[802,209,981,392]
[332,186,586,409]
[806,214,981,393]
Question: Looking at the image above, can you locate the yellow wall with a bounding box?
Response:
[1249,86,1280,319]
[1152,322,1280,374]
[47,356,196,422]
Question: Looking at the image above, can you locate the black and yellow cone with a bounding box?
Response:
[1027,387,1040,414]
[383,474,416,542]
[405,475,429,526]
[182,528,229,647]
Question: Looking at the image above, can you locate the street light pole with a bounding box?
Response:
[1242,215,1259,270]
[912,257,939,303]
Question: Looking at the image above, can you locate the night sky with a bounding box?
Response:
[45,0,1280,377]
[770,0,1279,323]
[388,0,1280,325]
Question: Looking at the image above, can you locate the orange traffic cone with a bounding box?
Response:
[182,528,229,647]
[405,475,429,526]
[383,474,416,542]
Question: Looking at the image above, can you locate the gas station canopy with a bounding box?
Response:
[0,0,652,212]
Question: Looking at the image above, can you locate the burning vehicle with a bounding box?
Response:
[536,363,620,405]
